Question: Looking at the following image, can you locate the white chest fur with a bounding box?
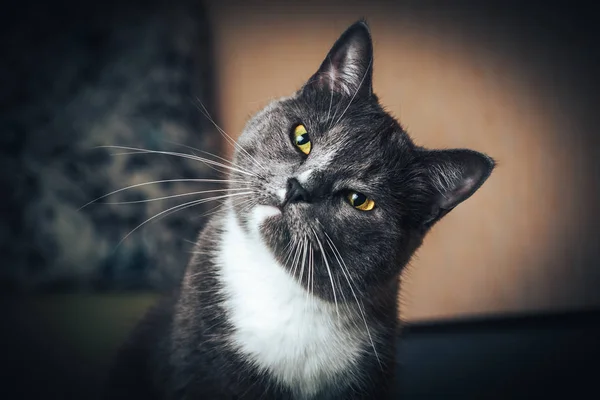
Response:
[217,207,366,398]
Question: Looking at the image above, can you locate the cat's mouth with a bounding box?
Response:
[241,181,319,246]
[250,204,281,225]
[252,201,318,244]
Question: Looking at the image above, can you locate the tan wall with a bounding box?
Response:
[206,1,599,322]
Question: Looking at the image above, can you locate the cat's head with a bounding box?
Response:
[230,21,494,301]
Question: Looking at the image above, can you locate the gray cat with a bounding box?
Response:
[107,20,494,399]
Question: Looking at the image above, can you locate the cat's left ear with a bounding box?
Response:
[305,20,373,97]
[419,149,495,226]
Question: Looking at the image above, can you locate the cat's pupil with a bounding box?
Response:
[352,193,366,206]
[296,134,309,145]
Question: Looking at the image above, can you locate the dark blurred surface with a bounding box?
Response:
[0,0,220,293]
[1,296,598,399]
[397,309,600,398]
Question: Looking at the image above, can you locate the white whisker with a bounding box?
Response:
[296,238,308,309]
[115,191,254,249]
[194,100,267,175]
[98,145,259,178]
[101,187,253,205]
[322,229,383,370]
[291,237,303,282]
[299,235,308,285]
[78,178,246,210]
[310,241,315,309]
[305,240,313,309]
[311,227,339,320]
[280,240,295,272]
[108,150,230,177]
[190,196,256,225]
[161,139,256,178]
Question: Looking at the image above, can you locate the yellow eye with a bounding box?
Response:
[293,124,311,155]
[347,192,375,211]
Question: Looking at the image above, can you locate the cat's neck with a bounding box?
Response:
[215,206,370,397]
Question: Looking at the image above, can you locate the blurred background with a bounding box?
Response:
[1,0,599,398]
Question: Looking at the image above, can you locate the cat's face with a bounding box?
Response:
[230,21,494,302]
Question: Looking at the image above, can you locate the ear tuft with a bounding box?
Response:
[305,20,374,97]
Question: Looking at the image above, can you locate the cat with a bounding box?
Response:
[106,20,495,400]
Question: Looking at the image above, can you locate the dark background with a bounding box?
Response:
[1,0,599,398]
[1,0,220,293]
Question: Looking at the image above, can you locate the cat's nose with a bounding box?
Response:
[282,178,311,207]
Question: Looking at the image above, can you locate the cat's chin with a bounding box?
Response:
[250,204,282,227]
[248,203,303,251]
[244,204,281,239]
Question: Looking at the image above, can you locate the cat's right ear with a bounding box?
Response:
[304,20,374,97]
[419,149,495,227]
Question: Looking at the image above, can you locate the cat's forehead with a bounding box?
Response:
[267,94,399,141]
[255,94,406,163]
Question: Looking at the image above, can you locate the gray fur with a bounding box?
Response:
[107,20,494,400]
